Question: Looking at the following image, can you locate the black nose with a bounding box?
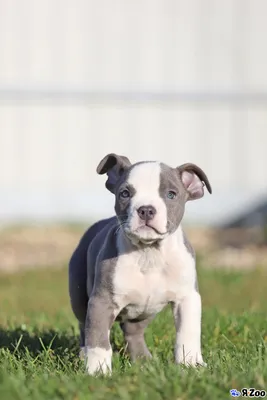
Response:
[137,205,156,221]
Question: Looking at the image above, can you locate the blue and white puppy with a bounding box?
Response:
[69,153,212,375]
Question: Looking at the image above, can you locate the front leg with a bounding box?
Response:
[172,291,206,367]
[85,294,118,375]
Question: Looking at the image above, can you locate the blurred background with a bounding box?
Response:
[0,0,267,272]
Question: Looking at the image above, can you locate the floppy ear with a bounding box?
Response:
[177,163,212,200]
[96,153,132,194]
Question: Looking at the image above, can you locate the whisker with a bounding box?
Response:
[114,220,128,236]
[167,220,175,229]
[116,214,129,219]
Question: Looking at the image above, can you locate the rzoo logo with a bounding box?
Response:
[230,388,266,397]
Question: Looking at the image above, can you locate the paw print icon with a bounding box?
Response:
[230,389,241,397]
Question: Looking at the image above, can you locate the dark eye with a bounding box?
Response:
[120,189,130,199]
[167,190,176,200]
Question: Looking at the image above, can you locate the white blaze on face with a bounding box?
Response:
[127,162,168,238]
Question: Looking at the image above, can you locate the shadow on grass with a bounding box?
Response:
[0,327,80,358]
[0,325,126,360]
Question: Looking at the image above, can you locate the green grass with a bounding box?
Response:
[0,265,266,399]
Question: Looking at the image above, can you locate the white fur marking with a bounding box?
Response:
[126,162,167,239]
[114,226,196,321]
[85,347,112,375]
[174,291,206,367]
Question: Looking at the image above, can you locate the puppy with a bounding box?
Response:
[69,153,212,375]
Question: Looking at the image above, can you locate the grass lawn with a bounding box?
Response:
[0,264,266,399]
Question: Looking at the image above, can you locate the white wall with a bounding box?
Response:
[0,0,267,225]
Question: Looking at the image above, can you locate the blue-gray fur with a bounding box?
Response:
[69,216,155,354]
[68,153,211,371]
[69,217,115,346]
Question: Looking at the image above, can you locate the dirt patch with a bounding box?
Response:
[0,224,266,273]
[204,246,267,270]
[0,224,85,273]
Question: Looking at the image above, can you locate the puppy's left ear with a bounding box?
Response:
[177,163,212,200]
[96,153,131,194]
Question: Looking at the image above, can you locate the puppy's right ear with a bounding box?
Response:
[96,153,131,194]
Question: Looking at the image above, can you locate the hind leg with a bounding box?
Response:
[69,256,88,357]
[69,220,112,360]
[120,317,154,361]
[69,284,87,359]
[79,321,86,359]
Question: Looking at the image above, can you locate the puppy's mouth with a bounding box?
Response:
[137,223,167,236]
[123,223,168,245]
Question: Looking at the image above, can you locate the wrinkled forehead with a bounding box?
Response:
[124,161,180,193]
[127,161,161,190]
[159,163,181,188]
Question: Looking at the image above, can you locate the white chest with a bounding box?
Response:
[113,240,196,320]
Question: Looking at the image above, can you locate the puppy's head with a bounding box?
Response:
[97,153,212,245]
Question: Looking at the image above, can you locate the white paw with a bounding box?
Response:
[176,348,207,367]
[79,346,85,360]
[85,346,112,375]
